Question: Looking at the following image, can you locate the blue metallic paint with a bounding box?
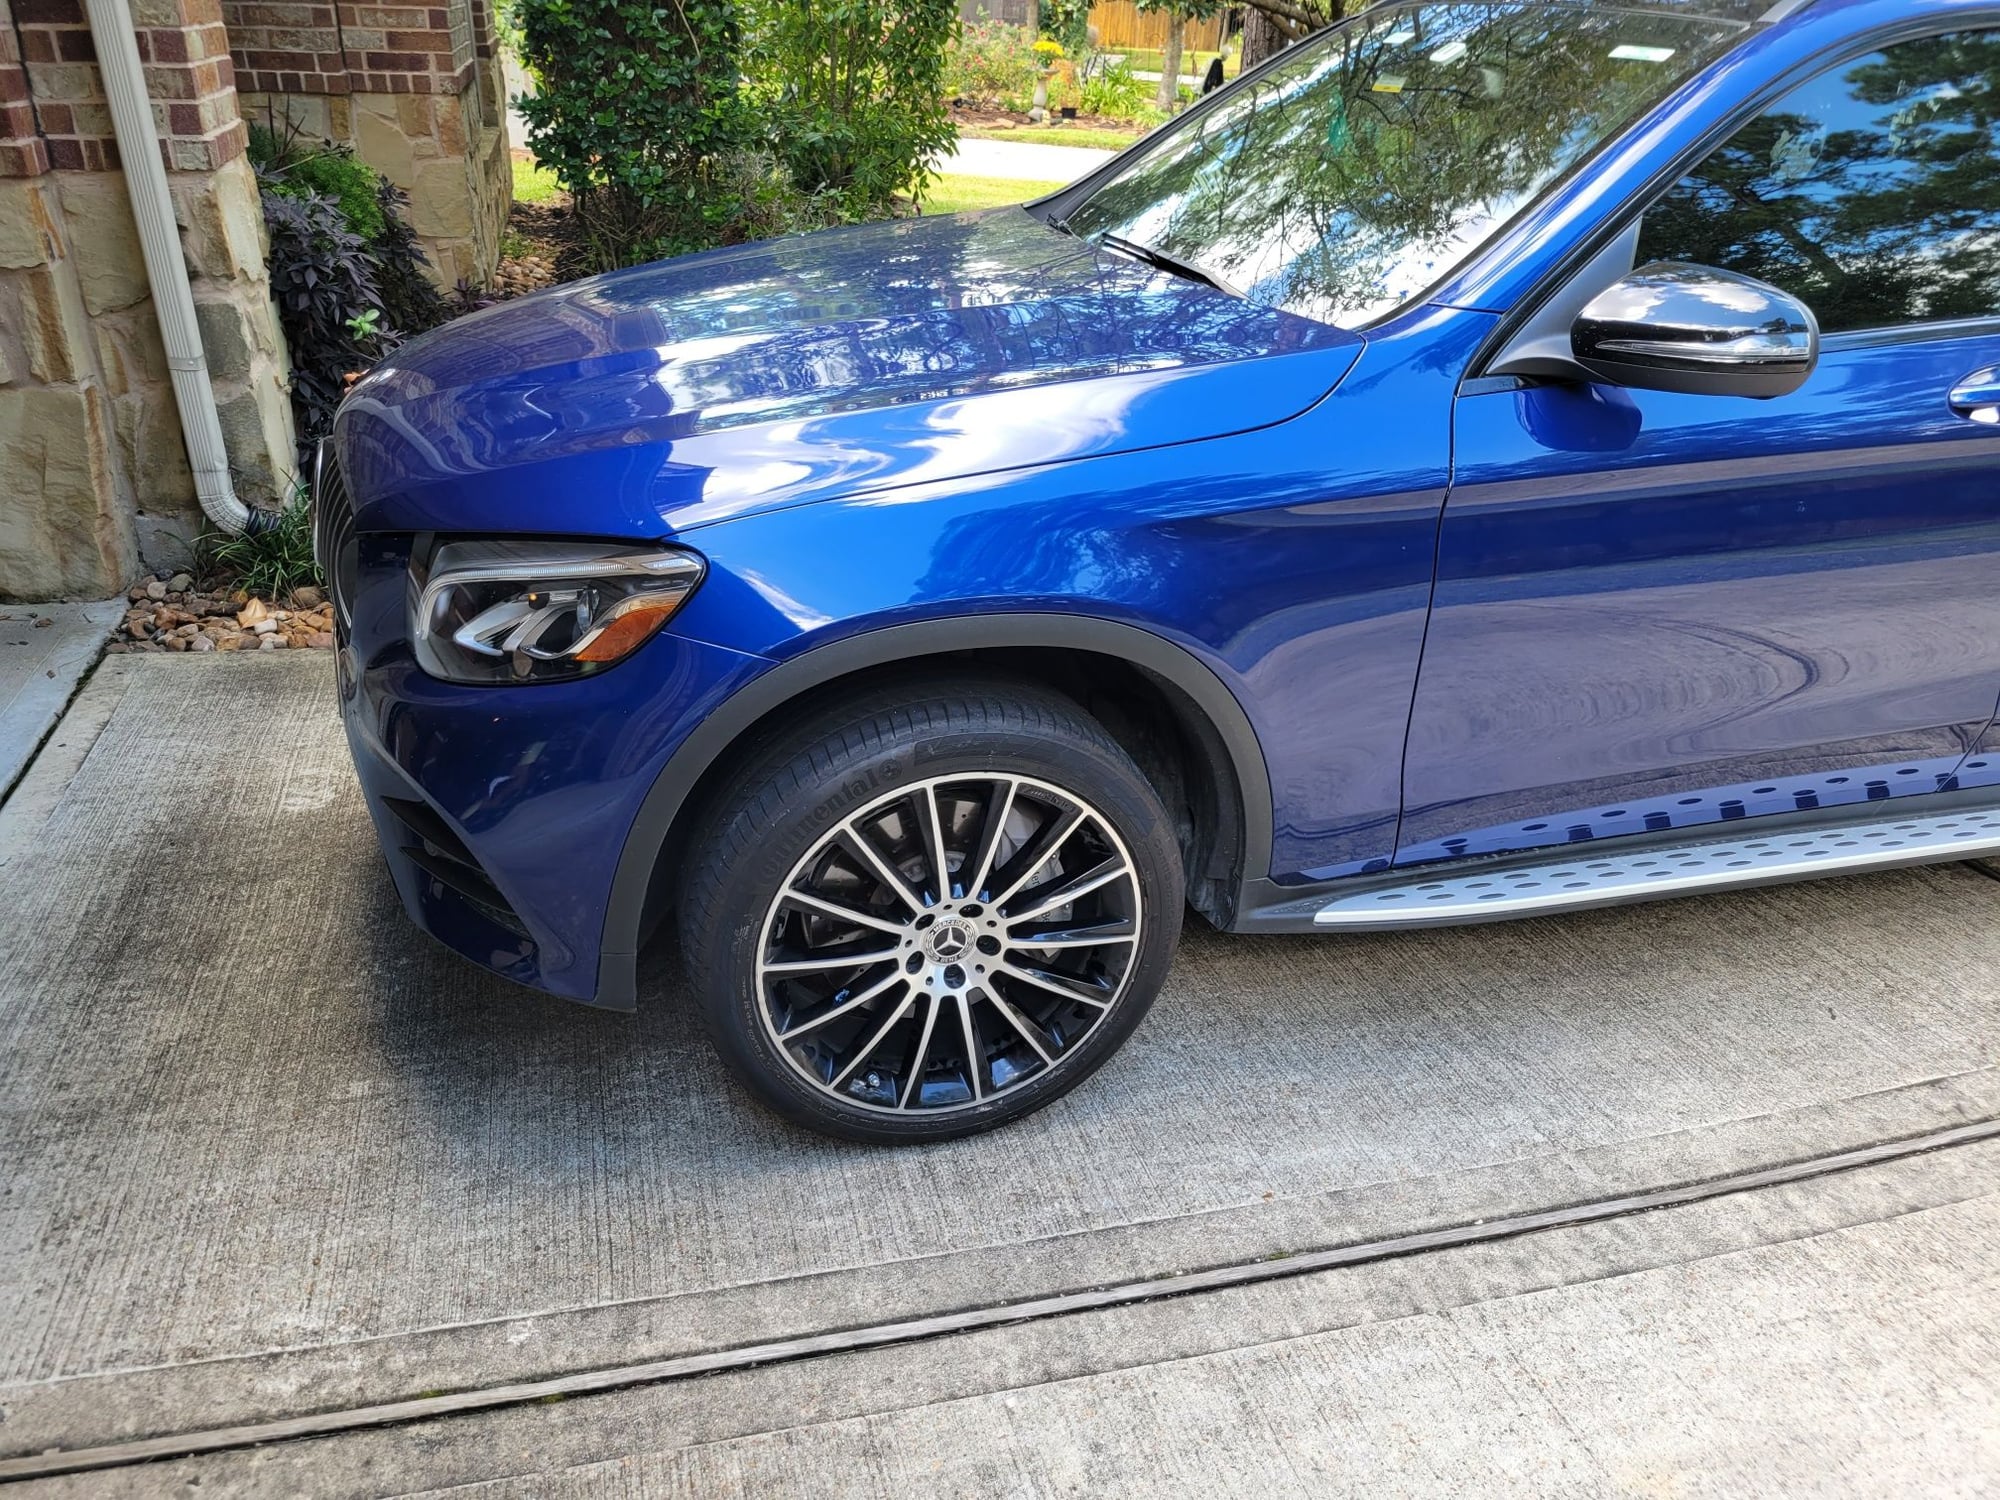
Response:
[1401,329,2000,861]
[331,0,2000,1006]
[336,209,1361,537]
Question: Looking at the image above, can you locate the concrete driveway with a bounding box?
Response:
[2,653,1997,1494]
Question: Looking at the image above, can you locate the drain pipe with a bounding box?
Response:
[84,0,268,534]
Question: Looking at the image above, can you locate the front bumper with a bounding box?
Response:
[334,526,768,1009]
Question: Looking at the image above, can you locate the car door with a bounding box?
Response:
[1396,26,2000,866]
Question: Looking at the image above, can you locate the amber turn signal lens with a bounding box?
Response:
[573,599,685,662]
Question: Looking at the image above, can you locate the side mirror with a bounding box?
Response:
[1571,261,1818,400]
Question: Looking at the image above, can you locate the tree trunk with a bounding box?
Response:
[1240,2,1288,70]
[1157,16,1184,111]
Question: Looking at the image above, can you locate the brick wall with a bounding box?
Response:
[224,0,510,284]
[9,0,247,174]
[0,0,51,174]
[226,2,348,98]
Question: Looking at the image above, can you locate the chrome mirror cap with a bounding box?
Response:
[1572,260,1819,400]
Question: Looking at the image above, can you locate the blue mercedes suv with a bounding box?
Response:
[327,0,2000,1140]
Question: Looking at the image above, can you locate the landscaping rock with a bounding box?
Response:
[110,585,337,656]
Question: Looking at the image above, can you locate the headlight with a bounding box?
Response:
[411,540,705,684]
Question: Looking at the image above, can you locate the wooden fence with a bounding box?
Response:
[1087,1,1229,54]
[956,0,1231,57]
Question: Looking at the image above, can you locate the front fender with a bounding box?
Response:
[599,612,1274,1006]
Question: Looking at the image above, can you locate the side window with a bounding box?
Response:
[1635,31,2000,334]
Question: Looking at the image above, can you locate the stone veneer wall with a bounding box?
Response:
[0,0,295,600]
[225,0,510,286]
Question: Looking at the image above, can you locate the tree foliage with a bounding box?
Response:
[1637,31,2000,332]
[1240,0,1343,50]
[1135,0,1227,111]
[1069,3,1742,326]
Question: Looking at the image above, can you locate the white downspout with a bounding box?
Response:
[84,0,264,534]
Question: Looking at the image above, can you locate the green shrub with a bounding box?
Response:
[248,126,386,241]
[283,149,385,240]
[714,147,852,240]
[516,0,750,267]
[1080,61,1151,120]
[944,19,1040,110]
[748,0,959,216]
[494,0,526,58]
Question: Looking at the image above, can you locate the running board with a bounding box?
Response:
[1314,804,2000,928]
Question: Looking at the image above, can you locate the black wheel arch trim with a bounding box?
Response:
[593,613,1275,1009]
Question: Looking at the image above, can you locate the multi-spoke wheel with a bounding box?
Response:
[679,682,1183,1142]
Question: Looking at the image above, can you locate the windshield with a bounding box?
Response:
[1062,2,1749,328]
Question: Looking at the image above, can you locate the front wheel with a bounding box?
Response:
[678,683,1184,1143]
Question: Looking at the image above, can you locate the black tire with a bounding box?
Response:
[678,677,1183,1144]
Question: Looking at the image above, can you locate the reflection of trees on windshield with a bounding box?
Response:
[1064,1,1744,328]
[1638,33,2000,332]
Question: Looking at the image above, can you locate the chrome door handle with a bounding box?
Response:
[1949,366,2000,424]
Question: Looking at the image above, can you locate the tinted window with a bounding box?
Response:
[1637,32,2000,333]
[1063,2,1747,329]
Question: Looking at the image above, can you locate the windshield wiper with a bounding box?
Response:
[1096,232,1241,297]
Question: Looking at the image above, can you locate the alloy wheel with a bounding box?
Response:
[754,773,1143,1116]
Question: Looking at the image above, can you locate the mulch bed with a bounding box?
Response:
[948,102,1146,134]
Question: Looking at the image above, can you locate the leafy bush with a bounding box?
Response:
[516,0,750,266]
[713,146,851,240]
[260,181,387,463]
[945,19,1041,109]
[748,0,959,215]
[249,125,386,241]
[1080,61,1152,120]
[494,0,526,58]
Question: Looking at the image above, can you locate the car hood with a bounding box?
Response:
[335,208,1364,536]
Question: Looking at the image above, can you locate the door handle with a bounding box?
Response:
[1949,367,2000,424]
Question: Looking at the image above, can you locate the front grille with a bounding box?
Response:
[381,795,534,940]
[311,439,359,630]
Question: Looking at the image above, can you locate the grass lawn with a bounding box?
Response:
[917,173,1065,214]
[1112,47,1240,80]
[512,156,562,204]
[960,124,1147,151]
[509,157,1059,223]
